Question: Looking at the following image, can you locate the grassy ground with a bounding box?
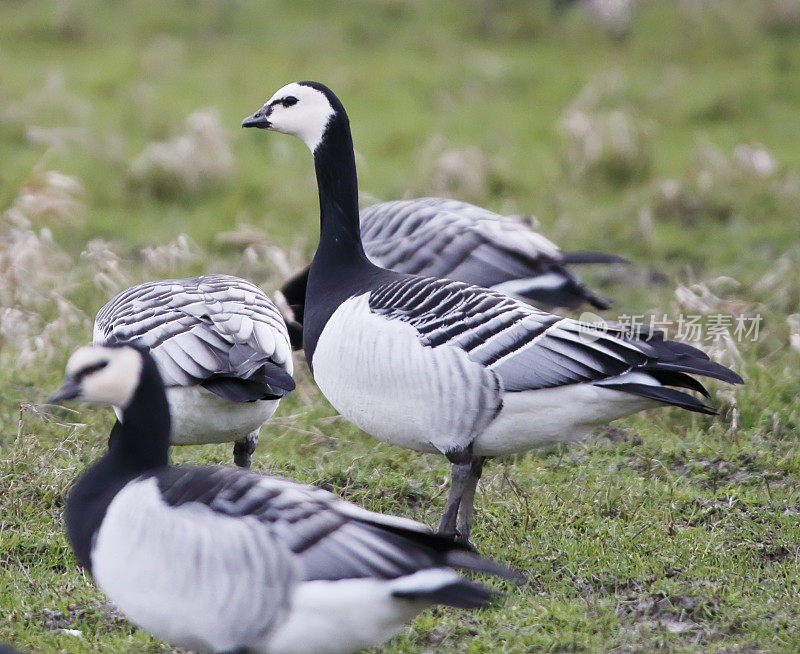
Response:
[2,0,800,651]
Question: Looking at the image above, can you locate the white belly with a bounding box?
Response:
[473,384,657,456]
[263,574,435,654]
[312,295,501,456]
[143,386,277,445]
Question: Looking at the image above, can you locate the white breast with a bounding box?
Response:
[311,294,501,456]
[91,478,292,652]
[473,384,657,456]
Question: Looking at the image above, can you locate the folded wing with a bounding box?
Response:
[369,276,743,413]
[94,275,294,401]
[156,467,517,582]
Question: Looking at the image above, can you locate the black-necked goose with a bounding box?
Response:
[279,197,625,347]
[93,275,294,467]
[51,344,517,654]
[242,82,743,542]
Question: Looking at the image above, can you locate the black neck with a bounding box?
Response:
[107,356,171,472]
[302,91,390,367]
[65,352,171,571]
[311,111,370,270]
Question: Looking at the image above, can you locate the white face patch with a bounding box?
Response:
[260,82,335,153]
[65,345,143,408]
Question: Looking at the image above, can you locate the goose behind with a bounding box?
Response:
[93,274,295,467]
[243,81,743,543]
[278,196,626,349]
[52,344,516,654]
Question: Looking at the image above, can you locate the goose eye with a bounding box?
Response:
[77,360,109,379]
[282,96,298,107]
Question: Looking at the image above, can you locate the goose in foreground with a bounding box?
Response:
[242,81,743,542]
[51,344,517,654]
[279,197,626,348]
[93,275,294,467]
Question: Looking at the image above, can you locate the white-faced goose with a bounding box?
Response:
[242,82,743,542]
[93,275,294,467]
[51,344,517,654]
[279,197,626,348]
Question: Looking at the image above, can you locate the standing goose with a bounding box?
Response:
[279,197,625,348]
[94,275,294,467]
[51,344,517,654]
[242,82,743,542]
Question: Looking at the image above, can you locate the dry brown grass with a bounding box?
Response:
[560,74,654,185]
[0,169,89,369]
[130,108,235,197]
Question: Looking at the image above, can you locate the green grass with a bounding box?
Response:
[2,0,800,651]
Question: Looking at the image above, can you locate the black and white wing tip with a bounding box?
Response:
[504,271,615,311]
[325,503,522,610]
[567,321,745,415]
[335,498,525,584]
[550,250,630,311]
[561,250,630,266]
[390,570,500,609]
[598,330,745,415]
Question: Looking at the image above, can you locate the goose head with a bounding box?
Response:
[50,345,143,409]
[242,81,345,154]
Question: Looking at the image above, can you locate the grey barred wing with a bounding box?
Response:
[154,467,490,583]
[93,275,294,400]
[368,276,741,396]
[360,198,562,287]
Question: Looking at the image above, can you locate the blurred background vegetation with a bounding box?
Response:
[1,0,800,652]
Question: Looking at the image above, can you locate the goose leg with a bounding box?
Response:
[437,461,473,539]
[455,457,485,545]
[233,430,259,468]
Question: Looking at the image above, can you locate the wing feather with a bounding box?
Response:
[359,198,616,309]
[94,275,294,400]
[368,276,742,398]
[152,467,512,584]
